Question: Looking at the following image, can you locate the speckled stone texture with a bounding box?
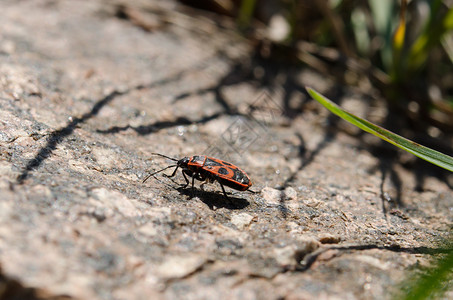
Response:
[0,1,452,299]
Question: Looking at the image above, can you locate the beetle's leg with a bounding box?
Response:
[191,174,196,192]
[218,182,230,201]
[163,166,179,178]
[181,171,190,188]
[183,173,198,198]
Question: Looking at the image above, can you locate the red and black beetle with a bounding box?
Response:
[142,153,252,199]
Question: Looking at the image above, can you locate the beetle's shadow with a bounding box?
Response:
[176,187,250,210]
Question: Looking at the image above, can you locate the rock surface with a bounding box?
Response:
[0,0,452,299]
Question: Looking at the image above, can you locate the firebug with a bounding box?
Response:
[143,153,252,200]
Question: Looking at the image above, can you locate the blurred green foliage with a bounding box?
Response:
[397,241,453,300]
[236,0,453,130]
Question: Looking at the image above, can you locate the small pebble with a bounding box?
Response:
[231,213,254,230]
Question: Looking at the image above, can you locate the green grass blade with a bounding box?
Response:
[398,248,453,300]
[306,87,453,172]
[237,0,257,29]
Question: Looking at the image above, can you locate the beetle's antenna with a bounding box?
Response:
[150,153,179,162]
[142,165,177,183]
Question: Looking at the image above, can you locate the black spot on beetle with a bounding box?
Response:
[218,167,229,175]
[233,169,249,184]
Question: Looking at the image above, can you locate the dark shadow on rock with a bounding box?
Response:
[297,244,452,272]
[412,156,453,191]
[365,107,406,210]
[172,60,247,115]
[245,42,308,120]
[97,47,305,138]
[15,70,194,185]
[172,45,308,120]
[172,86,215,102]
[97,113,223,135]
[106,45,314,145]
[142,173,249,209]
[98,54,259,136]
[364,98,453,200]
[366,154,404,219]
[0,265,72,300]
[282,130,336,188]
[177,187,250,210]
[16,89,126,184]
[281,86,345,189]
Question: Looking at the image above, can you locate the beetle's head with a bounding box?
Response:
[178,157,190,168]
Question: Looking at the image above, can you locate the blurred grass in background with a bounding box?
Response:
[181,0,453,134]
[177,1,453,299]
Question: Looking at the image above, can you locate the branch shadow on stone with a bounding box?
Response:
[15,70,195,185]
[297,244,452,272]
[96,113,224,135]
[16,89,127,184]
[281,86,345,189]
